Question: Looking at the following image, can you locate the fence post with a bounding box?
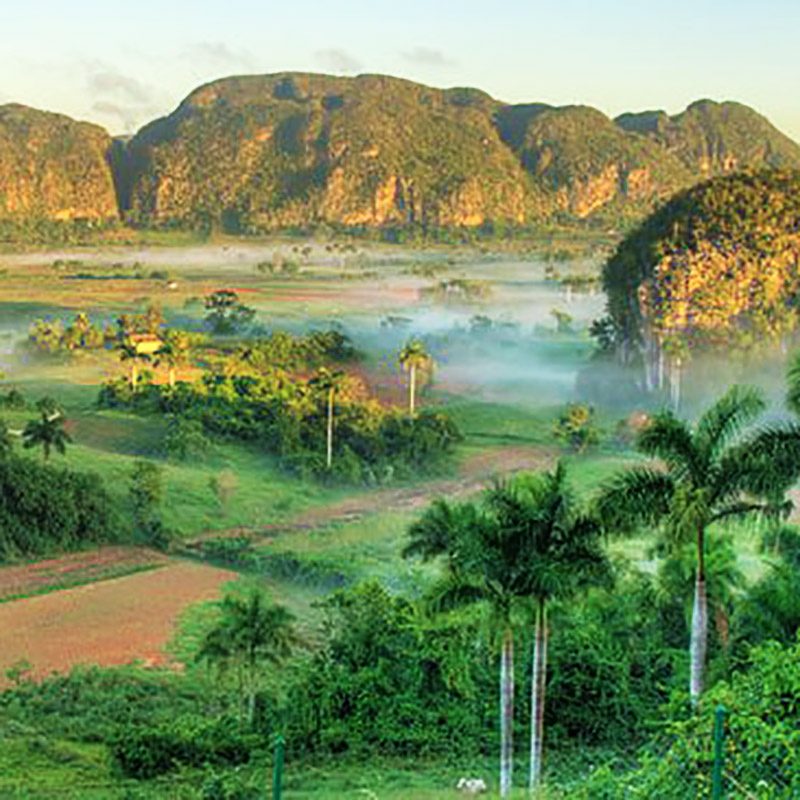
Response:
[712,705,725,799]
[273,733,285,800]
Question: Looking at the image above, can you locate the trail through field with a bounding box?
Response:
[187,444,558,545]
[0,561,237,688]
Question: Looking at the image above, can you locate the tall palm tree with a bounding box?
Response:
[595,385,800,704]
[309,367,344,470]
[196,590,300,727]
[399,340,432,418]
[404,464,608,797]
[22,410,72,461]
[486,465,609,792]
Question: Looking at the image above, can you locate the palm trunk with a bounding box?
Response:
[500,627,514,799]
[409,364,416,418]
[326,387,334,470]
[168,366,176,388]
[529,598,548,792]
[130,362,138,389]
[690,524,707,705]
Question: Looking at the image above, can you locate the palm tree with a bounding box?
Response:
[595,385,800,704]
[309,367,344,470]
[404,464,608,797]
[399,340,432,418]
[486,465,609,792]
[196,590,300,727]
[119,342,145,389]
[22,410,72,461]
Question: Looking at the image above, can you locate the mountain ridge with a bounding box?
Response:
[1,72,799,234]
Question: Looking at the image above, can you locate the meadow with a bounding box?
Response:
[0,235,796,798]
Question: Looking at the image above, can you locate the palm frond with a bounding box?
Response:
[594,468,674,533]
[694,384,766,465]
[636,412,698,480]
[716,422,800,499]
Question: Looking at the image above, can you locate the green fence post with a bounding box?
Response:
[712,705,725,800]
[273,733,285,800]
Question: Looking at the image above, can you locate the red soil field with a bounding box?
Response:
[0,560,238,688]
[0,545,169,601]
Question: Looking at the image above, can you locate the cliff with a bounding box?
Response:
[0,104,118,221]
[123,73,541,232]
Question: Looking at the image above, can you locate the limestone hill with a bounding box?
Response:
[602,169,800,355]
[0,104,118,221]
[2,74,800,234]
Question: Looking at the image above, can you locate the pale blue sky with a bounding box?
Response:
[1,0,797,140]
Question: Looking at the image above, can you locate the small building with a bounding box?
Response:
[127,333,163,356]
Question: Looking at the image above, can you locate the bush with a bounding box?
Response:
[111,715,254,779]
[0,455,121,558]
[553,403,600,452]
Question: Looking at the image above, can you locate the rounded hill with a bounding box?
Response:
[602,169,800,353]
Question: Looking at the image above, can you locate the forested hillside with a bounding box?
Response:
[1,74,799,237]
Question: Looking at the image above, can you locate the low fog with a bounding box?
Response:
[1,243,798,421]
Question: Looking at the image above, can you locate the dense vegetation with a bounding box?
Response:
[0,454,119,559]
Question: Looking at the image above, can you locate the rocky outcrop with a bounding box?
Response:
[123,73,541,231]
[615,99,800,176]
[0,104,118,221]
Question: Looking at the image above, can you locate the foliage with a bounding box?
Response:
[164,414,211,462]
[98,371,462,484]
[129,459,170,550]
[204,290,256,335]
[553,403,600,452]
[110,715,254,779]
[0,455,119,559]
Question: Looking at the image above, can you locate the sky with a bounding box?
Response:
[1,0,798,140]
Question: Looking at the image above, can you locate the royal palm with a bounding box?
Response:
[404,463,607,797]
[596,385,800,704]
[399,340,431,418]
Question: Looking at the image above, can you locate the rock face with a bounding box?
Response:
[495,104,694,218]
[0,104,118,221]
[615,99,800,176]
[123,73,539,232]
[602,169,800,358]
[3,78,800,233]
[123,75,800,231]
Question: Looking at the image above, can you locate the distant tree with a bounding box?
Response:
[0,418,14,458]
[398,340,432,418]
[22,409,71,461]
[204,290,256,335]
[118,342,153,390]
[129,460,169,549]
[196,590,300,726]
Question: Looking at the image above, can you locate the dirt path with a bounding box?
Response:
[0,561,238,688]
[184,444,558,546]
[292,445,556,527]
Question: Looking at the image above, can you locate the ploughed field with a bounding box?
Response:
[0,556,237,688]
